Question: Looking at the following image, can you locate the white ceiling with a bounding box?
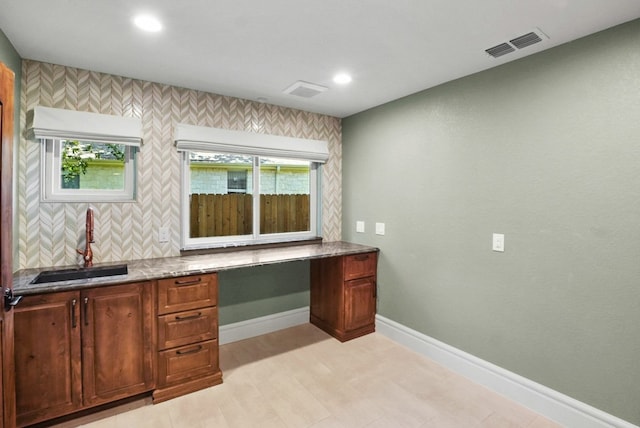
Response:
[1,0,639,118]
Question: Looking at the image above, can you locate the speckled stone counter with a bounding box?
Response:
[13,241,379,295]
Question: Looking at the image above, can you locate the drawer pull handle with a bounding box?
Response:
[175,312,202,321]
[176,345,203,355]
[71,299,77,328]
[83,297,89,326]
[174,277,202,286]
[354,254,369,261]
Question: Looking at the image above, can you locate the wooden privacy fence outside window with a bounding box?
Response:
[190,193,310,237]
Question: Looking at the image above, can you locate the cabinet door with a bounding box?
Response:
[14,292,82,427]
[344,277,376,332]
[81,282,154,406]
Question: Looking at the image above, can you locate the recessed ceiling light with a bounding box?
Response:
[333,73,352,84]
[133,14,163,32]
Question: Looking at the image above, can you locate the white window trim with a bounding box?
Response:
[41,139,137,202]
[176,124,326,250]
[26,106,142,202]
[180,153,321,250]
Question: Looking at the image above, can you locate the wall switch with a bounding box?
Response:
[356,221,365,233]
[375,222,385,236]
[158,227,170,243]
[492,233,504,252]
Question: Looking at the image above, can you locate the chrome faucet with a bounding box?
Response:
[77,207,94,268]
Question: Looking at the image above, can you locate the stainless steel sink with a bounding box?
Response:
[31,264,128,284]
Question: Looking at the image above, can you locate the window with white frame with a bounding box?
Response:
[42,139,136,201]
[27,106,142,202]
[175,124,328,249]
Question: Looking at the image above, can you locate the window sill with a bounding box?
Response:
[179,236,323,257]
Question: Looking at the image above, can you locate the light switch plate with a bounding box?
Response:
[356,221,365,233]
[375,222,385,235]
[492,233,504,252]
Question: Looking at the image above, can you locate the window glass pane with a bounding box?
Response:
[189,152,253,238]
[259,157,310,234]
[61,140,127,190]
[227,170,247,193]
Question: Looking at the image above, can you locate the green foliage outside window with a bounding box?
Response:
[61,140,125,184]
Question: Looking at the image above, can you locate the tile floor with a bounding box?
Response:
[50,324,561,428]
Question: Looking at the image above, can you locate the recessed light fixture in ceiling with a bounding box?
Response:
[133,14,163,32]
[333,73,352,84]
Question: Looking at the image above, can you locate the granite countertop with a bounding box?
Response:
[13,241,379,295]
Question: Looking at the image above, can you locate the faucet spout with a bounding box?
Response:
[76,207,94,267]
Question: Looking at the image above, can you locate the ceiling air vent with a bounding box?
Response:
[485,43,515,58]
[510,31,543,49]
[283,81,328,98]
[485,28,547,58]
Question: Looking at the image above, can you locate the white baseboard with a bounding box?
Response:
[375,314,637,428]
[219,307,309,345]
[217,309,636,427]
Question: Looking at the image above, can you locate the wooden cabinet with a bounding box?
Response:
[81,283,155,407]
[14,282,154,427]
[14,291,81,427]
[310,251,378,342]
[152,273,222,403]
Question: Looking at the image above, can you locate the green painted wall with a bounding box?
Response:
[218,260,309,324]
[0,27,22,272]
[0,28,20,139]
[342,19,640,425]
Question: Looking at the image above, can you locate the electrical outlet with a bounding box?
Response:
[158,227,170,243]
[356,221,365,233]
[375,222,385,236]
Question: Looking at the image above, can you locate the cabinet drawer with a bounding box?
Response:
[158,274,217,315]
[158,307,218,350]
[344,252,377,281]
[157,340,219,387]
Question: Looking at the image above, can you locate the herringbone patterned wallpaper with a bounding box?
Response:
[18,60,342,269]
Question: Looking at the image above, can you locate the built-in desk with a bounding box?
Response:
[11,241,378,423]
[13,241,378,295]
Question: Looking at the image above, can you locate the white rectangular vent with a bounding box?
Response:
[486,28,547,59]
[283,81,328,98]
